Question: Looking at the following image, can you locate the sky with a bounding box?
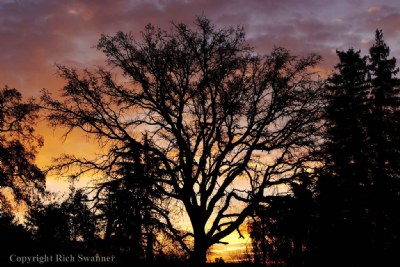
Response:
[1,0,400,260]
[1,0,399,172]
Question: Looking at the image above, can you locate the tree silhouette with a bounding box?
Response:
[368,29,400,191]
[26,189,97,253]
[249,171,316,266]
[27,202,71,245]
[366,29,400,262]
[0,86,44,206]
[0,86,44,263]
[315,31,400,265]
[94,144,165,263]
[62,189,97,245]
[42,18,324,266]
[0,206,33,263]
[316,48,371,265]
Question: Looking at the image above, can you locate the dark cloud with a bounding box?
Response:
[1,0,399,95]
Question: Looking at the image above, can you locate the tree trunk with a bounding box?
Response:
[190,243,208,267]
[292,237,302,267]
[145,231,154,262]
[187,205,209,267]
[131,206,143,259]
[190,231,208,267]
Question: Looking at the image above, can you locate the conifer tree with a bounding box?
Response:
[367,29,400,260]
[317,48,371,265]
[368,29,400,185]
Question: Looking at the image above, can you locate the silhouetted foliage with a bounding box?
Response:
[0,86,44,206]
[249,171,316,267]
[315,48,371,266]
[42,17,324,266]
[27,202,70,244]
[314,30,400,266]
[93,144,166,263]
[2,18,400,267]
[365,29,400,263]
[63,189,97,244]
[249,30,400,267]
[0,210,33,263]
[0,86,45,264]
[26,189,97,254]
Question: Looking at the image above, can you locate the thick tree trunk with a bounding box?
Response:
[187,205,209,267]
[190,241,208,267]
[190,223,208,267]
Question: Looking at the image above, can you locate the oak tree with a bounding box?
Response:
[42,18,323,265]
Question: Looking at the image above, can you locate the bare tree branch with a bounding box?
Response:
[42,17,324,264]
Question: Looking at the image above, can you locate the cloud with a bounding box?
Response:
[368,6,381,14]
[1,0,400,171]
[2,0,398,94]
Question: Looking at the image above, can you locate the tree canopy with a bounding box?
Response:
[42,17,324,265]
[0,86,44,206]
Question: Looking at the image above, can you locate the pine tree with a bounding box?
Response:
[325,49,370,185]
[367,29,400,260]
[317,48,371,265]
[369,29,400,184]
[316,32,400,265]
[97,144,164,263]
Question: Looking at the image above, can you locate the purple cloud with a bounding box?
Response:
[0,0,399,96]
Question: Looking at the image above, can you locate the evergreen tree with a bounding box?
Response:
[246,30,400,267]
[316,48,371,265]
[367,29,400,261]
[368,29,400,185]
[96,144,165,263]
[62,189,97,246]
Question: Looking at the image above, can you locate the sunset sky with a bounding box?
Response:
[1,0,400,261]
[1,0,399,170]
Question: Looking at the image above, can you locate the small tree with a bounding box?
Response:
[26,189,96,253]
[27,202,70,245]
[249,171,316,266]
[0,86,44,207]
[94,144,164,262]
[42,18,323,266]
[0,197,33,263]
[62,189,97,245]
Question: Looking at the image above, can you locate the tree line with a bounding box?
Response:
[248,29,400,267]
[1,18,399,266]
